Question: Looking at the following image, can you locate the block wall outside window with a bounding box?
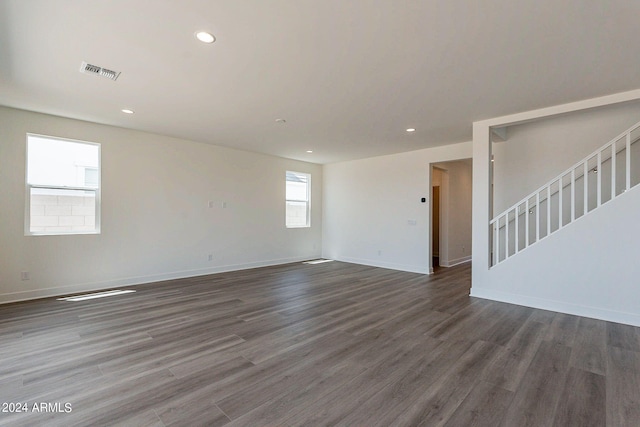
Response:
[29,189,96,234]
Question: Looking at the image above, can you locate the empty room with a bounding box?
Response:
[1,1,640,426]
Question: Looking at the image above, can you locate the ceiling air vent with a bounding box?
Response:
[79,61,121,81]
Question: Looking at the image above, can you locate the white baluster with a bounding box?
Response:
[525,199,529,248]
[627,133,631,191]
[611,143,616,199]
[536,192,540,242]
[515,206,519,254]
[584,162,588,213]
[505,211,509,259]
[496,221,499,265]
[546,186,551,237]
[558,177,563,229]
[597,151,602,207]
[493,221,497,265]
[571,169,575,222]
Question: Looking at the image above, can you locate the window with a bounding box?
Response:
[26,134,101,235]
[286,171,310,228]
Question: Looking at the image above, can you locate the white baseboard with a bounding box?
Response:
[0,255,317,305]
[333,256,429,275]
[470,287,640,327]
[440,256,472,268]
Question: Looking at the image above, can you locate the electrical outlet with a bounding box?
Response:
[21,271,29,281]
[378,250,382,256]
[208,254,213,261]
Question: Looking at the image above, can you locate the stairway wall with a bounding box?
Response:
[471,184,640,326]
[495,140,640,260]
[493,101,640,213]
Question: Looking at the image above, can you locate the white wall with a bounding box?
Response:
[493,101,640,213]
[433,160,472,267]
[322,142,472,274]
[0,107,322,303]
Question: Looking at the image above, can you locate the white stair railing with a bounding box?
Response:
[491,120,640,266]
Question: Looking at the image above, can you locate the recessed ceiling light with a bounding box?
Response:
[306,150,313,153]
[195,31,215,44]
[275,118,286,124]
[406,128,416,132]
[121,109,134,114]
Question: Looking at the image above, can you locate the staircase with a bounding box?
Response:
[491,120,640,266]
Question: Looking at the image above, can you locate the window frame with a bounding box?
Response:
[285,171,311,228]
[25,133,102,236]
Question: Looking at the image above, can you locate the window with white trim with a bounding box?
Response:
[286,171,310,228]
[26,134,101,235]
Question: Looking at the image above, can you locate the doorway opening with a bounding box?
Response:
[432,185,440,269]
[430,159,472,274]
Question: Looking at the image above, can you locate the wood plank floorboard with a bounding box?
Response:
[481,318,547,392]
[0,260,638,426]
[570,317,607,375]
[500,340,572,426]
[553,367,606,427]
[606,346,640,426]
[443,380,513,427]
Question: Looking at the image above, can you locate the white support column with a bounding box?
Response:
[471,122,492,293]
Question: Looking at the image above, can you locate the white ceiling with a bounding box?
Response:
[2,0,640,164]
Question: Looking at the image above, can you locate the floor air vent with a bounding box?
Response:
[79,61,120,81]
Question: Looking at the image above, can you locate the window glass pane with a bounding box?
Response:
[286,171,308,183]
[30,188,96,234]
[286,172,309,201]
[27,135,99,187]
[286,201,308,227]
[286,180,308,201]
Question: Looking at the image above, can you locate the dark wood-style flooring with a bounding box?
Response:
[0,261,639,426]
